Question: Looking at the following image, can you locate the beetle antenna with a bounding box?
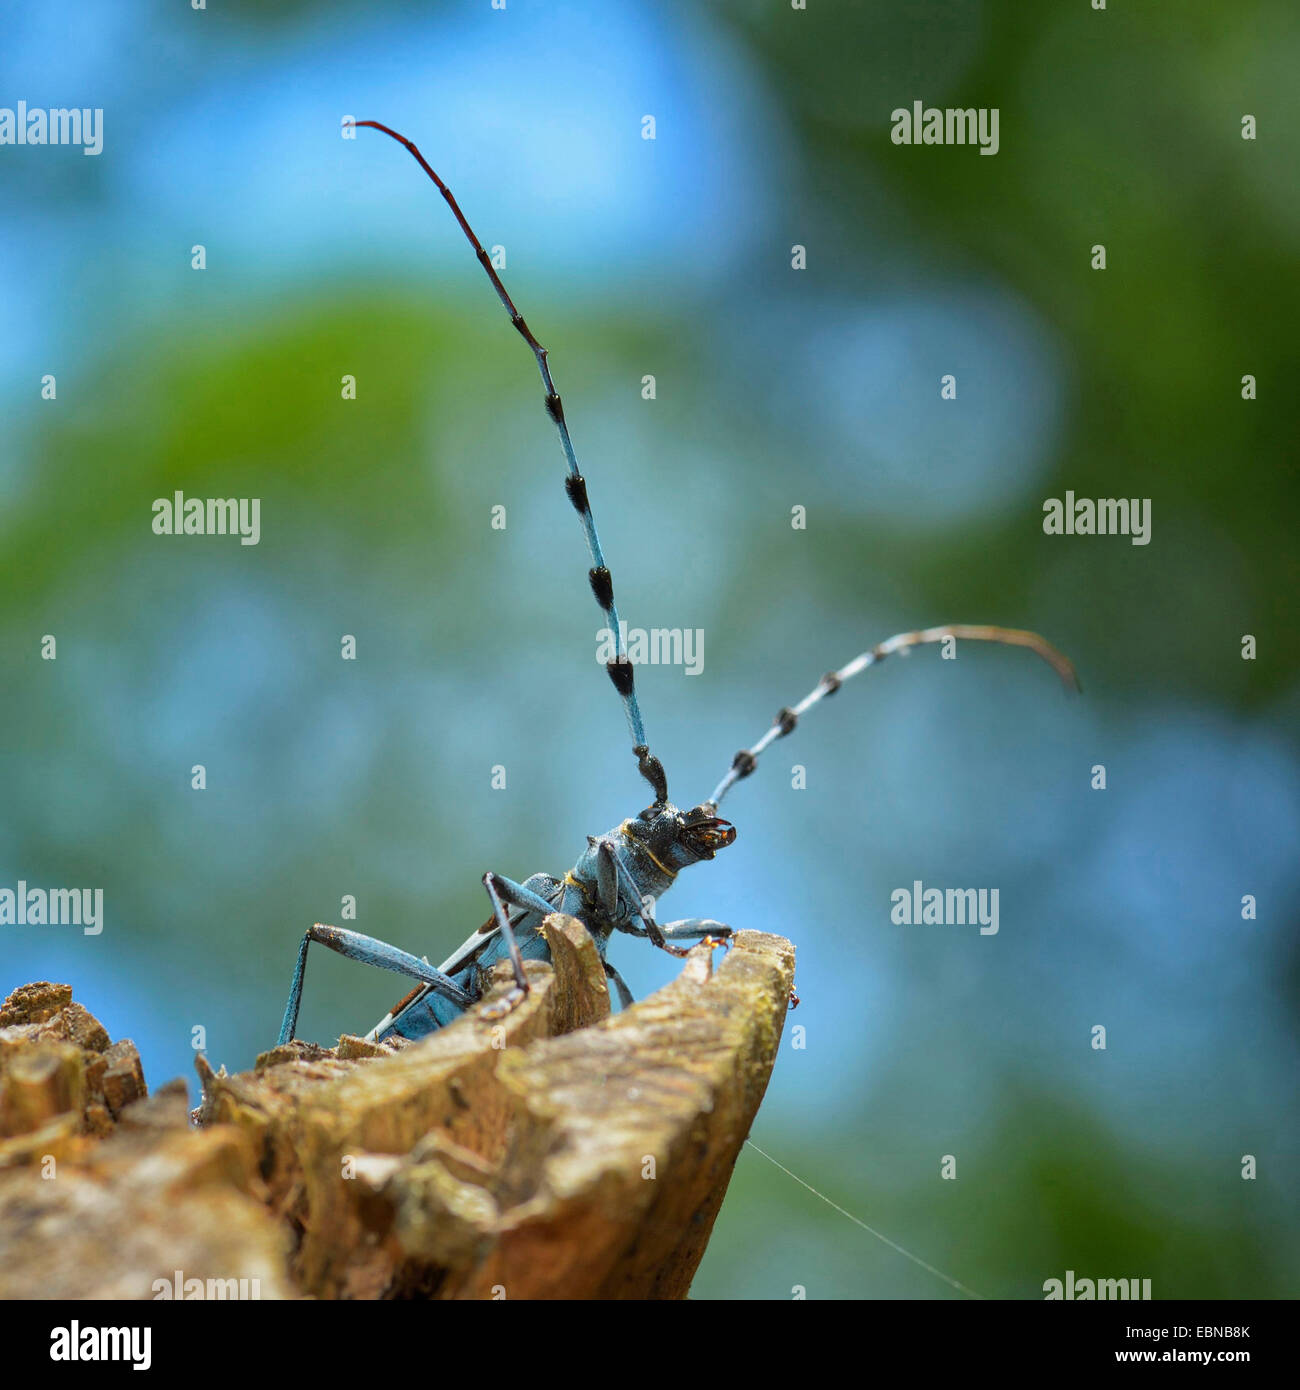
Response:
[352,120,668,806]
[705,624,1079,809]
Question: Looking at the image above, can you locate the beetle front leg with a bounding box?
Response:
[478,872,554,1020]
[659,918,733,946]
[603,959,636,1010]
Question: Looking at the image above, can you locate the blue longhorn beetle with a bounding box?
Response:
[276,121,1079,1048]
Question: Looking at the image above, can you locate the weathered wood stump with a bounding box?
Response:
[0,919,795,1299]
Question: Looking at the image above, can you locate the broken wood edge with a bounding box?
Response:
[0,917,795,1299]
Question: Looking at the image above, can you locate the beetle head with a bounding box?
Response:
[631,801,736,870]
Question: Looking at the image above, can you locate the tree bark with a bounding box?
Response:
[0,919,795,1299]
